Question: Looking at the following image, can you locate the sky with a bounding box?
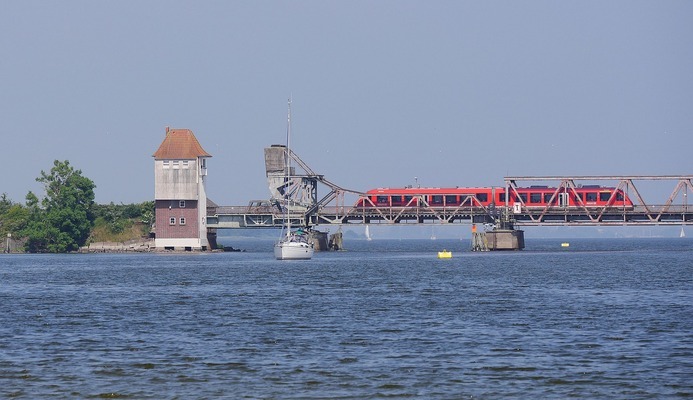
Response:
[2,1,692,207]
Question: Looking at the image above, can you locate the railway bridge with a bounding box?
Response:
[206,146,692,231]
[152,128,690,251]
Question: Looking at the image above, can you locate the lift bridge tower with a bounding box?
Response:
[263,144,356,249]
[264,144,318,215]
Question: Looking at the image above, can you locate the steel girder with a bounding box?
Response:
[503,175,693,226]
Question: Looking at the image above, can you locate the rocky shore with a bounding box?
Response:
[79,239,155,253]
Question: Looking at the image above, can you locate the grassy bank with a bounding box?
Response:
[89,217,151,244]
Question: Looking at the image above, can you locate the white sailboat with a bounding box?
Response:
[274,98,314,260]
[365,225,372,241]
[274,227,314,260]
[681,226,686,238]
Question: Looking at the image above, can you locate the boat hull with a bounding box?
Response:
[274,241,314,260]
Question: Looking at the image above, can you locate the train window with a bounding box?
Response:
[431,195,443,204]
[498,193,506,202]
[404,195,414,204]
[476,193,488,202]
[445,195,457,204]
[599,192,611,202]
[518,193,528,203]
[543,193,554,203]
[575,193,584,202]
[616,192,624,201]
[530,193,542,203]
[391,196,402,204]
[585,192,597,202]
[377,196,389,204]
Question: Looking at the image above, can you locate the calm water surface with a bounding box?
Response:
[1,238,692,398]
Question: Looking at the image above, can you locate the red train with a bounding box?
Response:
[358,186,634,209]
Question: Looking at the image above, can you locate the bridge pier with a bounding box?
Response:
[471,221,524,251]
[207,229,218,250]
[311,230,329,251]
[328,231,343,251]
[485,229,525,251]
[304,230,342,252]
[471,231,489,251]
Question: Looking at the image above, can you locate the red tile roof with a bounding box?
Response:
[153,128,212,159]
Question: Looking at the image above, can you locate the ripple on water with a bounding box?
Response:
[0,239,691,398]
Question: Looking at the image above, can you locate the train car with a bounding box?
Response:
[357,187,497,208]
[504,186,633,208]
[358,186,633,209]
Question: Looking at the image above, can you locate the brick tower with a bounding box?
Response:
[152,127,212,250]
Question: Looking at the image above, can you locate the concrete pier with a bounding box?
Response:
[485,229,525,251]
[311,230,329,251]
[328,231,343,250]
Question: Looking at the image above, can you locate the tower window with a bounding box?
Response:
[180,217,186,225]
[169,217,176,225]
[163,160,170,169]
[179,200,186,208]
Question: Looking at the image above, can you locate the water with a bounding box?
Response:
[1,238,692,398]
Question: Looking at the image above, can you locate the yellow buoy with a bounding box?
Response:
[561,242,570,247]
[437,250,452,259]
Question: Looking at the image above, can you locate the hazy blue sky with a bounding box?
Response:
[2,1,691,206]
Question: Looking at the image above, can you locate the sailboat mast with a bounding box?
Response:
[286,97,291,166]
[285,98,292,237]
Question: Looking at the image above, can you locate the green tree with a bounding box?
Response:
[22,191,48,252]
[23,160,96,253]
[2,204,30,237]
[1,194,30,241]
[0,193,13,233]
[96,202,127,233]
[139,200,155,226]
[0,193,12,215]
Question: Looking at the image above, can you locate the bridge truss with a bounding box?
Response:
[505,176,692,226]
[206,146,692,229]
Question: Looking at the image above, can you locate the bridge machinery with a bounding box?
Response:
[263,144,361,227]
[207,145,362,229]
